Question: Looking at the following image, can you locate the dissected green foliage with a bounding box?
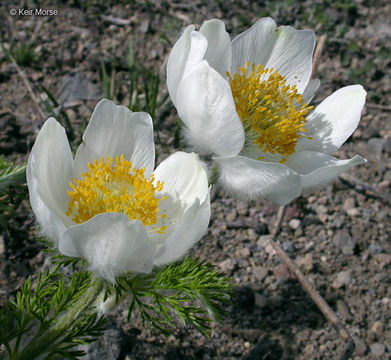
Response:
[111,257,233,337]
[0,266,107,359]
[0,156,27,234]
[0,156,26,194]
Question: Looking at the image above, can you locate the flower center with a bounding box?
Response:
[66,155,167,233]
[227,61,313,163]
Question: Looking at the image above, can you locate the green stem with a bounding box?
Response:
[12,277,105,360]
[208,163,219,186]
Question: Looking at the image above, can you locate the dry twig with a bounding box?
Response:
[268,206,355,360]
[365,102,391,111]
[339,173,391,204]
[3,45,46,120]
[311,34,327,79]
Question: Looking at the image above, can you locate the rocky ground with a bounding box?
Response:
[0,0,390,359]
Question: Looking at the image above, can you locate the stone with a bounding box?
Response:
[288,218,301,230]
[297,253,314,271]
[219,258,235,273]
[336,299,352,321]
[273,264,294,280]
[265,244,276,256]
[384,170,391,181]
[239,247,251,259]
[257,235,271,248]
[253,266,268,282]
[140,19,150,33]
[343,197,356,212]
[367,138,386,156]
[354,337,367,357]
[59,73,102,104]
[371,321,384,335]
[334,230,357,255]
[304,344,314,355]
[226,209,237,222]
[254,293,267,308]
[347,208,360,217]
[316,205,327,215]
[369,244,384,254]
[375,254,391,268]
[82,321,123,360]
[332,270,352,289]
[370,343,385,357]
[247,228,257,242]
[282,240,295,253]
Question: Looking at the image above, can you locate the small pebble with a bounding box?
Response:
[347,208,360,217]
[240,247,251,258]
[343,197,356,212]
[332,270,352,289]
[254,293,267,308]
[297,253,314,271]
[226,210,237,222]
[257,235,271,248]
[219,258,234,273]
[273,264,295,280]
[369,244,384,254]
[336,299,352,321]
[289,218,301,230]
[371,321,384,335]
[370,343,385,357]
[253,266,268,282]
[354,337,367,356]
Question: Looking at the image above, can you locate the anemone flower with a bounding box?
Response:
[167,18,366,205]
[27,99,210,282]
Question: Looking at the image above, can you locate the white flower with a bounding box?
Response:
[167,18,366,205]
[27,99,210,282]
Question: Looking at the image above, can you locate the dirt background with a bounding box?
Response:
[0,0,390,359]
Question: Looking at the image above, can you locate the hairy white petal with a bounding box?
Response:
[176,61,244,157]
[216,155,302,205]
[167,26,208,106]
[153,195,211,266]
[296,85,367,154]
[153,152,209,207]
[27,118,74,242]
[200,19,232,76]
[74,99,155,177]
[231,17,315,93]
[59,213,156,282]
[302,79,320,103]
[286,152,367,190]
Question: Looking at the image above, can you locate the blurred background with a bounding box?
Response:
[0,0,390,358]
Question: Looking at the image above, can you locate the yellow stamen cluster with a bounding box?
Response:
[227,61,313,163]
[66,155,167,233]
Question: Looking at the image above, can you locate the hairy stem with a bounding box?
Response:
[12,277,105,360]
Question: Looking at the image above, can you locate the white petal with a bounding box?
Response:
[231,17,315,93]
[74,99,155,177]
[27,118,74,243]
[286,151,366,190]
[176,61,244,157]
[167,26,208,106]
[153,152,209,207]
[59,213,156,282]
[302,79,320,104]
[200,19,232,77]
[153,195,211,266]
[296,85,367,154]
[216,155,302,205]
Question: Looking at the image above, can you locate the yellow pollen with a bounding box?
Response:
[227,61,313,163]
[66,155,166,233]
